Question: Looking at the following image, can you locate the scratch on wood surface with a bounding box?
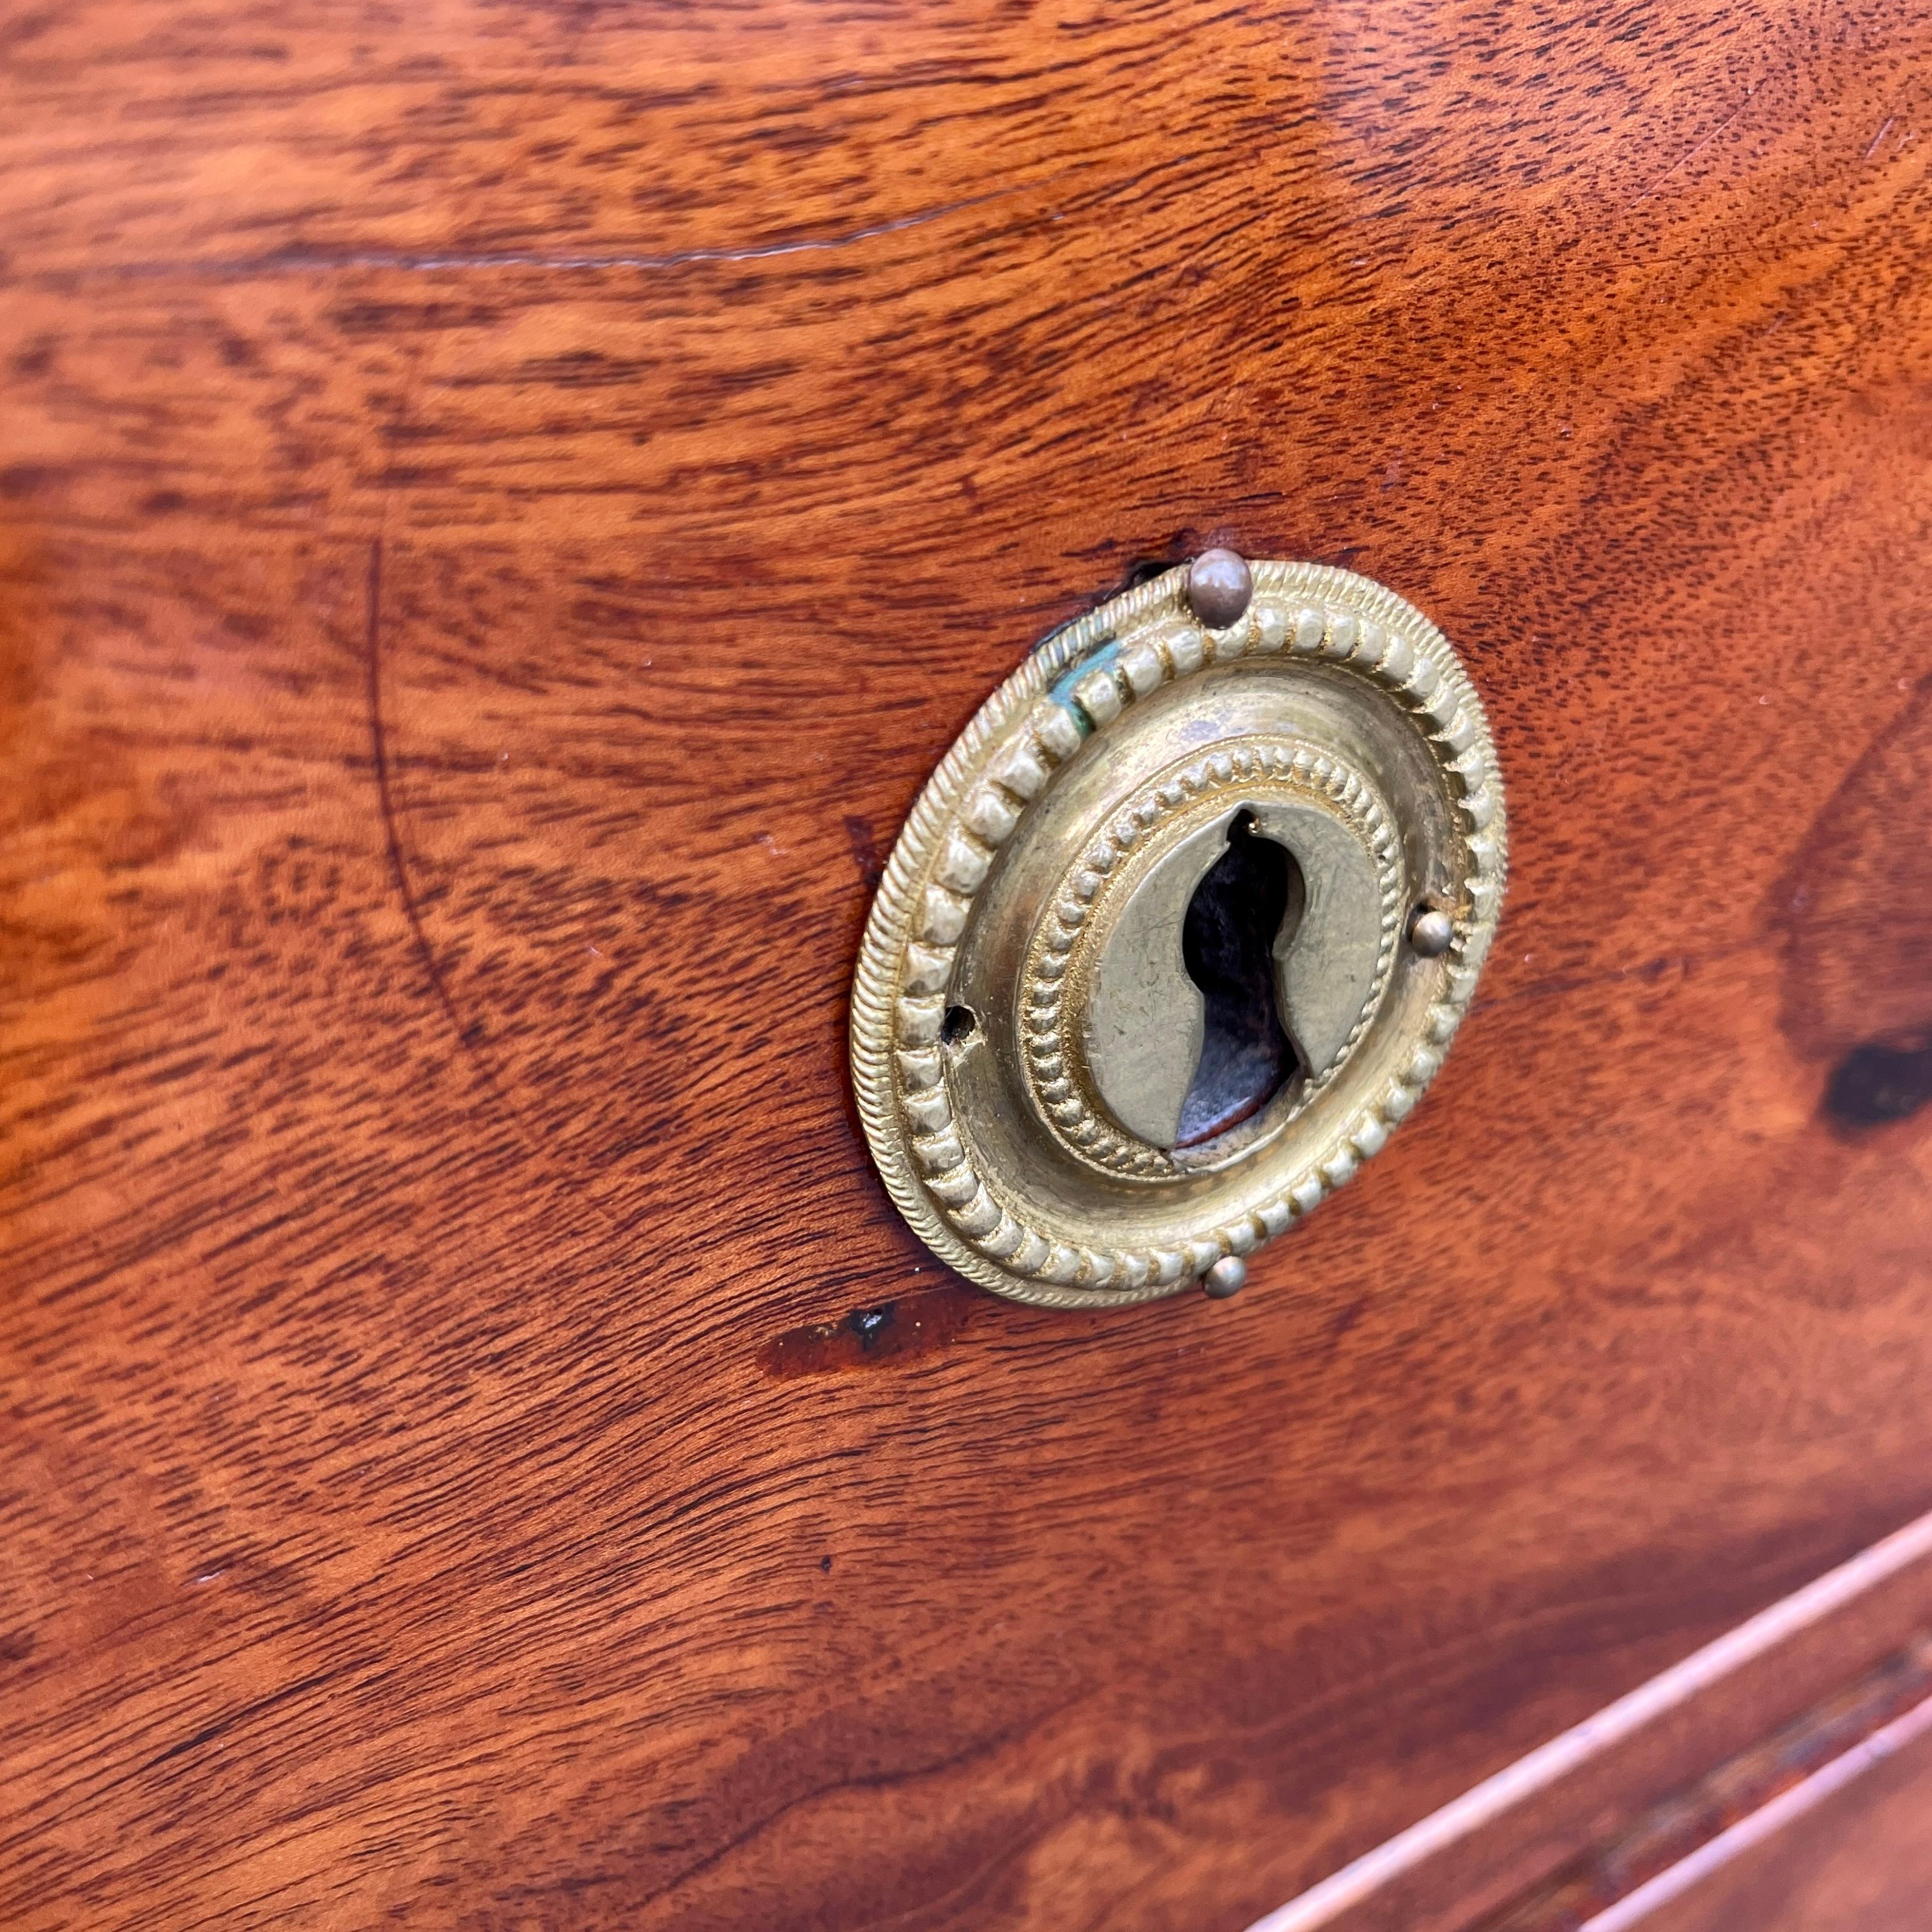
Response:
[364,535,489,1069]
[45,187,1038,286]
[1627,85,1759,210]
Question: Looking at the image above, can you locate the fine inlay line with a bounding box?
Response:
[1577,1687,1932,1930]
[1245,1506,1932,1932]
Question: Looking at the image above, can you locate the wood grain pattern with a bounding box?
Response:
[3,3,1932,1929]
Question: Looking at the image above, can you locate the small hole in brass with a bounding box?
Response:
[941,1004,980,1050]
[1174,811,1304,1147]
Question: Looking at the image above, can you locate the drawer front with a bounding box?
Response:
[3,4,1931,1929]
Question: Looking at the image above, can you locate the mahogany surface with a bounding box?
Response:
[4,3,1932,1929]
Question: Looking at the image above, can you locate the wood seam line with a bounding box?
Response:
[1243,1506,1932,1932]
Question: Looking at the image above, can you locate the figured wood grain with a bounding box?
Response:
[3,3,1932,1930]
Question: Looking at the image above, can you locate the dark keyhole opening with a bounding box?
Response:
[1174,811,1304,1148]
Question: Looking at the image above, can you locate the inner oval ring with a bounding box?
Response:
[1016,737,1404,1183]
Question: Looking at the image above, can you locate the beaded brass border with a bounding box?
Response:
[849,561,1506,1309]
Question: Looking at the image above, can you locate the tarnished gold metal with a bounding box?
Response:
[850,558,1506,1308]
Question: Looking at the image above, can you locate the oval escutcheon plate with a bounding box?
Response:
[850,557,1507,1308]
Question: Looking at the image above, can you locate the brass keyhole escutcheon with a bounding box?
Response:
[1080,792,1390,1162]
[851,555,1506,1309]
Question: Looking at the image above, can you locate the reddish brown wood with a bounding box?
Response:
[3,4,1932,1929]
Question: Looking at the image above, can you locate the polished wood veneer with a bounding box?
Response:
[3,4,1931,1928]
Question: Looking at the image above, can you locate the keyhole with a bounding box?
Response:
[1174,812,1305,1147]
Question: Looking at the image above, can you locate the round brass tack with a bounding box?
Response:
[1407,906,1456,958]
[1202,1255,1248,1300]
[1186,548,1254,629]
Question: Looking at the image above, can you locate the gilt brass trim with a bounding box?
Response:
[849,560,1507,1309]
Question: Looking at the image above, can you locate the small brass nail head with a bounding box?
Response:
[1202,1255,1248,1300]
[1187,548,1254,629]
[1407,907,1456,958]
